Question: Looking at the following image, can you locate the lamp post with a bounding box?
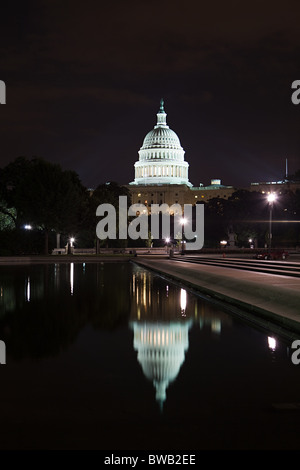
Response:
[267,193,276,253]
[180,217,186,254]
[69,237,75,255]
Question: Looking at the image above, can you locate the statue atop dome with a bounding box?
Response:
[159,98,165,113]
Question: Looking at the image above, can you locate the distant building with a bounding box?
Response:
[130,99,191,188]
[127,100,235,208]
[248,179,300,195]
[125,100,300,208]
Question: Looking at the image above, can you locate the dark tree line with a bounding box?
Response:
[203,188,300,248]
[0,156,299,254]
[0,157,130,255]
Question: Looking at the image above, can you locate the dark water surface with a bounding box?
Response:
[0,261,299,450]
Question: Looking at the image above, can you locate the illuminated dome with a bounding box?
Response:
[142,126,182,151]
[130,99,191,186]
[132,321,192,410]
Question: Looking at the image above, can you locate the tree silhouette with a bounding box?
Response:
[0,157,87,254]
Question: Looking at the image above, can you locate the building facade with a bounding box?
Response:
[127,100,299,209]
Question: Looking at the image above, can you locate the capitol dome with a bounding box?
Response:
[142,126,182,151]
[130,100,191,186]
[132,321,192,410]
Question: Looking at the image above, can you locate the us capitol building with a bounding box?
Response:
[127,99,299,208]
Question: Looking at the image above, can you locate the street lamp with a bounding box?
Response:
[180,217,186,254]
[68,237,75,254]
[267,193,277,253]
[165,237,170,253]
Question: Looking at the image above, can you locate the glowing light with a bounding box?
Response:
[24,224,32,230]
[268,336,276,350]
[180,217,186,225]
[211,179,221,185]
[26,276,30,302]
[180,288,187,314]
[70,263,74,295]
[267,193,277,203]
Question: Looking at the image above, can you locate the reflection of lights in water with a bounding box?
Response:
[211,319,221,334]
[82,262,85,273]
[132,321,192,411]
[26,276,30,302]
[180,288,187,315]
[268,336,276,350]
[70,263,74,295]
[166,285,169,297]
[143,274,147,306]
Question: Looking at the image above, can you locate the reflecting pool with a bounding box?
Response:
[0,261,299,450]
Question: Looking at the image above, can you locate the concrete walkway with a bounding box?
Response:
[133,257,300,338]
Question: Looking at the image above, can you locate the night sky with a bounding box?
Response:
[1,0,300,189]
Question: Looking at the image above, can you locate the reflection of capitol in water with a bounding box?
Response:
[130,266,232,409]
[132,321,192,409]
